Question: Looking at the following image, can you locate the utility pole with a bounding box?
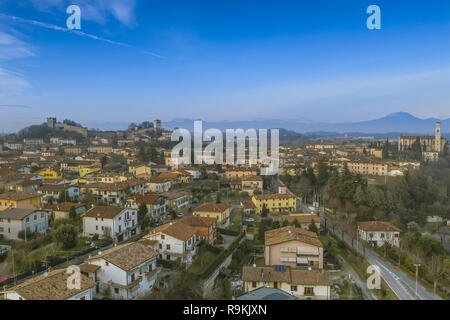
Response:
[414,264,421,298]
[11,248,16,286]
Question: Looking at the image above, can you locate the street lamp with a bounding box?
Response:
[413,264,421,298]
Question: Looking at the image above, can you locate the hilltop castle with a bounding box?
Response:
[46,117,88,138]
[398,122,446,153]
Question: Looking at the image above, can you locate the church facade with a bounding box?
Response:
[398,122,446,153]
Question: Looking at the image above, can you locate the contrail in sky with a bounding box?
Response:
[0,14,167,59]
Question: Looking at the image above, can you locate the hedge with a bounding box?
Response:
[217,228,240,236]
[205,244,223,254]
[196,232,245,280]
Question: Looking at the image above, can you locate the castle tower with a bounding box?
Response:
[46,117,56,129]
[435,122,441,152]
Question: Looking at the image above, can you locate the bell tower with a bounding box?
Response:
[435,122,441,152]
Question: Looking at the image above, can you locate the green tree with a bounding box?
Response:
[214,277,232,299]
[53,224,78,250]
[308,219,318,233]
[69,206,77,221]
[317,157,330,187]
[138,203,148,224]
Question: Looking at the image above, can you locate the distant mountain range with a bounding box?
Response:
[81,112,449,137]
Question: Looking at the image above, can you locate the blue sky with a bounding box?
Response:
[0,0,449,132]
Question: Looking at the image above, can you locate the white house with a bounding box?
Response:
[183,167,202,179]
[143,221,198,266]
[125,194,168,219]
[81,242,159,300]
[83,206,139,243]
[4,268,95,300]
[0,208,50,240]
[242,265,332,300]
[38,184,80,205]
[357,221,401,248]
[146,177,171,193]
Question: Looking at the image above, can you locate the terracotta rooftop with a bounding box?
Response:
[0,208,39,220]
[6,268,95,300]
[178,215,217,227]
[128,194,166,205]
[357,221,401,232]
[148,221,197,242]
[0,191,41,201]
[282,214,320,224]
[265,226,322,247]
[253,193,295,200]
[194,203,231,213]
[84,206,124,219]
[242,265,332,286]
[90,242,157,271]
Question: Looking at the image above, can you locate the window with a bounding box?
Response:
[96,226,98,230]
[26,218,29,222]
[161,235,165,239]
[105,261,109,266]
[114,288,119,294]
[380,233,385,238]
[291,285,297,291]
[0,227,3,232]
[166,244,171,250]
[304,287,314,295]
[34,215,37,220]
[273,282,278,289]
[131,273,135,282]
[159,244,162,249]
[252,281,257,288]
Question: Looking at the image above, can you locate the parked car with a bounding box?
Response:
[177,213,184,218]
[244,218,255,223]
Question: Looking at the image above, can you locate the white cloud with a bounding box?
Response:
[0,29,35,60]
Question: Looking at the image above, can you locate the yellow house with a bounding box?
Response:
[0,192,42,211]
[128,164,151,177]
[252,193,296,214]
[38,168,62,180]
[79,167,101,177]
[370,148,383,159]
[193,203,231,226]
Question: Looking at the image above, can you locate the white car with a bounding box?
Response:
[244,218,255,223]
[177,213,184,218]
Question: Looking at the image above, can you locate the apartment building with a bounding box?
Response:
[265,226,324,269]
[242,265,332,300]
[82,206,139,243]
[252,193,296,214]
[143,221,197,266]
[347,161,389,176]
[81,242,159,300]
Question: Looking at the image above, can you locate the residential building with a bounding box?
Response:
[143,221,197,265]
[357,221,401,248]
[347,161,388,176]
[252,193,296,214]
[3,269,95,300]
[38,184,80,205]
[241,175,263,195]
[0,192,41,211]
[282,213,320,231]
[45,202,87,220]
[193,203,231,227]
[82,206,139,243]
[265,226,324,269]
[160,191,191,212]
[178,216,217,245]
[242,265,332,300]
[0,208,50,240]
[126,194,168,219]
[81,242,159,300]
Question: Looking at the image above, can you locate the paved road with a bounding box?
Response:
[320,214,442,300]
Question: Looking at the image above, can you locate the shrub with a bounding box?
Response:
[92,234,99,241]
[52,224,78,250]
[217,228,240,236]
[205,244,222,254]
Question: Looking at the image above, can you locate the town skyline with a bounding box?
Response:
[1,0,450,132]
